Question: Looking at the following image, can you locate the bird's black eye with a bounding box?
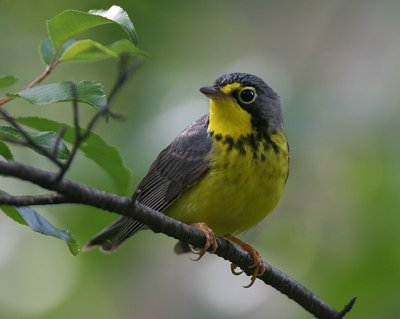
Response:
[238,87,257,104]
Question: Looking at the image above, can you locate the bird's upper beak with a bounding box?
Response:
[200,86,230,100]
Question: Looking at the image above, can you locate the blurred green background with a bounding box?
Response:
[1,0,399,318]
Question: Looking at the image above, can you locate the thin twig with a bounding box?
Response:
[0,108,63,168]
[56,105,108,182]
[20,64,54,92]
[0,58,60,107]
[0,159,356,319]
[75,55,142,141]
[80,109,106,141]
[71,83,80,134]
[108,111,127,121]
[54,83,82,181]
[19,54,60,93]
[338,296,357,318]
[0,96,13,107]
[107,55,144,104]
[55,55,141,181]
[52,124,67,158]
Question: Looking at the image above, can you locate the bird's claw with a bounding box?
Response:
[243,257,265,288]
[230,263,244,275]
[189,222,218,261]
[225,235,266,288]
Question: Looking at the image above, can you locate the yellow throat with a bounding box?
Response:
[208,83,254,138]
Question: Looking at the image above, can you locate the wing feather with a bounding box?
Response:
[85,115,212,251]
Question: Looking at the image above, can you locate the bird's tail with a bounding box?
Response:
[84,217,145,252]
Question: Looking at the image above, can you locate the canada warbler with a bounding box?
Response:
[86,72,289,287]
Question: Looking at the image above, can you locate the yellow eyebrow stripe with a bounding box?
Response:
[220,83,242,95]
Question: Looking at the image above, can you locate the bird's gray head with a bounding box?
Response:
[201,72,284,135]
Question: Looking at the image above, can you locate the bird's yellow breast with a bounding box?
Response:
[165,130,289,236]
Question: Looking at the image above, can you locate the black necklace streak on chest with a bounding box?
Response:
[209,131,281,161]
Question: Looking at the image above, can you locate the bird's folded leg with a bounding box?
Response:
[225,235,266,288]
[189,222,218,261]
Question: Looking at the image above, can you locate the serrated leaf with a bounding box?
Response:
[16,81,107,110]
[47,5,137,50]
[17,117,131,195]
[40,38,77,65]
[33,131,71,159]
[0,191,80,256]
[0,75,18,88]
[0,140,13,160]
[0,126,70,160]
[89,6,137,44]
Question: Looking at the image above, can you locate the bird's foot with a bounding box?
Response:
[225,235,266,288]
[189,222,218,261]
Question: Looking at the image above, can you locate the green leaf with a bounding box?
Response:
[40,38,77,65]
[16,81,107,110]
[47,5,137,50]
[59,39,118,62]
[89,6,137,44]
[33,131,71,159]
[40,38,54,65]
[59,39,147,63]
[0,75,18,88]
[17,117,132,195]
[0,140,13,160]
[108,39,147,57]
[0,126,70,160]
[0,191,80,256]
[1,203,26,226]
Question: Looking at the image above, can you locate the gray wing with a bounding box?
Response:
[85,115,212,251]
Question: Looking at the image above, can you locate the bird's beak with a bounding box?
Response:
[200,86,230,100]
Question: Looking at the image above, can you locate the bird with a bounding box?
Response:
[85,72,289,287]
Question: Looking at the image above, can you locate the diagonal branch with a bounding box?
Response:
[0,159,356,319]
[52,124,67,158]
[0,193,71,206]
[0,108,64,168]
[0,56,60,107]
[107,55,144,104]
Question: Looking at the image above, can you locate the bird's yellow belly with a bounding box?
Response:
[165,132,289,235]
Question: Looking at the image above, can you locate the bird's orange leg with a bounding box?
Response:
[189,222,218,261]
[225,235,266,288]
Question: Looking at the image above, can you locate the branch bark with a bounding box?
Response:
[0,159,355,319]
[0,193,71,206]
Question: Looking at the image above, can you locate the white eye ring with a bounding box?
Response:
[238,87,257,104]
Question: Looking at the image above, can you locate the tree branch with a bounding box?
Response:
[0,108,64,168]
[0,193,71,206]
[0,159,356,319]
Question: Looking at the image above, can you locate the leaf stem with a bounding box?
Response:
[0,57,60,107]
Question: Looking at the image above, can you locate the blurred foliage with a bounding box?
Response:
[0,1,399,319]
[0,5,141,252]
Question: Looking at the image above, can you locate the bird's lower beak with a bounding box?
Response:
[200,86,230,100]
